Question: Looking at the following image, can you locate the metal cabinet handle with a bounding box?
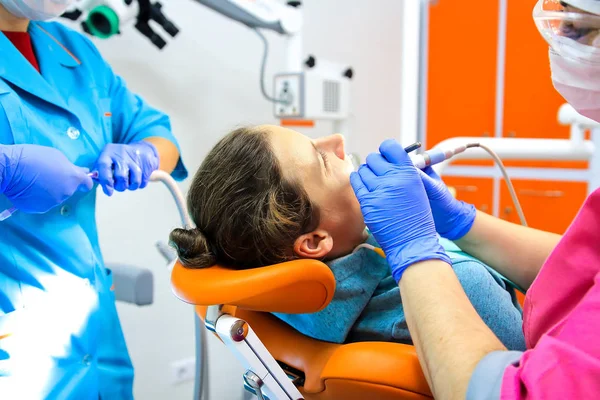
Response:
[518,189,564,198]
[454,185,478,192]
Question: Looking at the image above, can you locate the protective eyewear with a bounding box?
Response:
[534,0,600,64]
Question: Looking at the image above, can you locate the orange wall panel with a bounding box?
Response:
[426,0,499,148]
[503,0,570,139]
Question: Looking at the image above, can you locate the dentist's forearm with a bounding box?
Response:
[144,137,179,173]
[399,260,506,400]
[455,211,560,291]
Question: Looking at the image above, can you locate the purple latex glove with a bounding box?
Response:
[350,139,451,283]
[418,167,476,240]
[93,141,159,196]
[0,144,94,213]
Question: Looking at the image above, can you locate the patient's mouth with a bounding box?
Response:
[347,153,360,171]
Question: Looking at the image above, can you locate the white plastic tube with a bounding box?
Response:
[431,137,595,175]
[149,170,193,228]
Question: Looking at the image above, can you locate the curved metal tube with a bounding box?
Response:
[149,170,208,400]
[150,170,193,228]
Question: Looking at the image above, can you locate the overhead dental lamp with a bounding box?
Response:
[61,0,302,51]
[61,0,178,49]
[60,0,354,126]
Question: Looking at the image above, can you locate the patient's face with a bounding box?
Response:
[267,125,368,259]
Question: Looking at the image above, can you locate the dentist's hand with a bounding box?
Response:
[350,139,451,283]
[94,141,159,196]
[418,167,476,240]
[0,144,94,213]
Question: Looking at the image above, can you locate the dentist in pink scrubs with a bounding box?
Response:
[350,0,600,398]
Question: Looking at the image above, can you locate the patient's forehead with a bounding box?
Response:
[265,125,318,182]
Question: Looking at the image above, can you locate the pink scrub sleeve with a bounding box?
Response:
[467,188,600,399]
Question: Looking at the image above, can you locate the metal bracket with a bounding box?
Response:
[205,304,223,333]
[216,315,304,399]
[244,370,267,400]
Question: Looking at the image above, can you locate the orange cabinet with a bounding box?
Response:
[501,0,583,171]
[442,177,494,214]
[503,0,569,140]
[427,1,589,233]
[426,0,498,149]
[499,179,587,234]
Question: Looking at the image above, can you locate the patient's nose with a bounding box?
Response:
[316,134,346,160]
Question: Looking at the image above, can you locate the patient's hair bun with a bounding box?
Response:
[169,227,216,269]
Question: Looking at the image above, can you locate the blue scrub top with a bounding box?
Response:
[0,22,187,399]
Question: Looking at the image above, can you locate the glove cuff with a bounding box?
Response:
[137,141,159,158]
[0,144,18,194]
[388,237,452,283]
[0,145,7,193]
[442,201,476,241]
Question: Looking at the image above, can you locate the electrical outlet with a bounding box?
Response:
[273,73,303,118]
[171,357,196,385]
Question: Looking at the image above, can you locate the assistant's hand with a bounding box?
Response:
[350,139,451,282]
[418,167,476,240]
[94,141,159,196]
[0,144,94,213]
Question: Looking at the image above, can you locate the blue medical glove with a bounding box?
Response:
[0,144,94,213]
[350,139,451,283]
[94,141,159,196]
[418,167,476,240]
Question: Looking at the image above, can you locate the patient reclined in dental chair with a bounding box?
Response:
[169,125,526,398]
[170,246,524,399]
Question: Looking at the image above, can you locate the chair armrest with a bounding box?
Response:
[107,263,154,306]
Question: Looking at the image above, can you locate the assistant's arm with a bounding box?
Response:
[455,211,561,291]
[106,70,187,180]
[349,141,513,399]
[80,34,187,182]
[418,167,559,291]
[143,136,179,174]
[468,271,600,399]
[399,260,506,399]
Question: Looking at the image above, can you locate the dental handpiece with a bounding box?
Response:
[409,145,468,169]
[0,171,99,222]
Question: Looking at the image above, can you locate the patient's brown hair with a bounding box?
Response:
[169,126,320,269]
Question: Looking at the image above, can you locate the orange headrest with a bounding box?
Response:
[170,259,336,314]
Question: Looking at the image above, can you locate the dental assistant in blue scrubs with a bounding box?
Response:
[0,0,187,398]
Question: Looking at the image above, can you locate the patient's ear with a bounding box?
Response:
[293,229,333,259]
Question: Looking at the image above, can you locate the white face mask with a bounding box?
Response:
[0,0,73,21]
[549,37,600,123]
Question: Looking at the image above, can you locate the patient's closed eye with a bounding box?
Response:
[319,149,329,169]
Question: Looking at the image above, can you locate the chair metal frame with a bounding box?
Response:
[207,306,303,400]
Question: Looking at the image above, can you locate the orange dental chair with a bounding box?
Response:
[149,170,432,399]
[154,167,525,400]
[170,258,433,400]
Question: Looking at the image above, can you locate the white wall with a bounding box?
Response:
[88,1,405,399]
